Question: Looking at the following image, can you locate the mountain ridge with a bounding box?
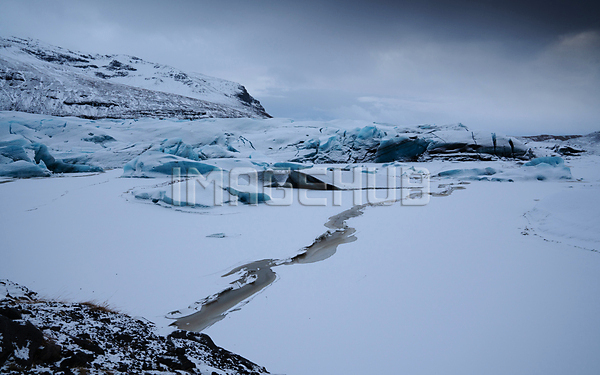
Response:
[0,36,270,120]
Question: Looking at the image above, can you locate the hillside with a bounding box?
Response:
[0,37,270,120]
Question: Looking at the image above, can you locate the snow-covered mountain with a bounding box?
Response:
[0,37,270,120]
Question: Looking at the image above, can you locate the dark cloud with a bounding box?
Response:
[1,0,599,134]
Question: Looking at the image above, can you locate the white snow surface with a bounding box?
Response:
[1,111,599,375]
[525,185,600,252]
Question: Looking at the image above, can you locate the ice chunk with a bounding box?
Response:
[0,154,12,164]
[225,187,271,204]
[300,138,320,149]
[159,138,201,161]
[198,144,237,159]
[427,131,527,157]
[355,125,385,140]
[436,158,571,182]
[521,157,571,180]
[0,160,51,178]
[134,189,210,208]
[438,167,497,177]
[319,135,343,153]
[82,134,116,144]
[524,156,565,167]
[0,136,30,149]
[0,144,31,162]
[285,170,340,190]
[272,162,312,170]
[122,151,219,178]
[0,136,33,163]
[34,143,103,173]
[522,163,571,180]
[476,137,527,157]
[250,161,271,169]
[375,136,429,162]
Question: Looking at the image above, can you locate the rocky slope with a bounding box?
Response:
[0,37,270,120]
[0,280,269,375]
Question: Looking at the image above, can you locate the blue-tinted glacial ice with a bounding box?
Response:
[436,157,572,182]
[522,157,572,180]
[0,160,51,178]
[225,187,271,204]
[376,136,430,162]
[158,138,202,161]
[0,144,31,162]
[438,167,497,178]
[34,143,103,173]
[272,162,312,170]
[524,156,565,167]
[355,125,386,140]
[0,133,102,177]
[122,151,220,178]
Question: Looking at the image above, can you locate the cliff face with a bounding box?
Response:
[0,37,270,120]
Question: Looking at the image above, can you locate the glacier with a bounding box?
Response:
[1,111,594,181]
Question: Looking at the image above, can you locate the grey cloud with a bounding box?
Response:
[1,0,599,134]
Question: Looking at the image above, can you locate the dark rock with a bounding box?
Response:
[117,362,129,372]
[1,280,270,374]
[0,306,22,320]
[114,333,133,343]
[170,330,218,350]
[557,146,584,156]
[59,350,94,369]
[0,315,45,367]
[158,354,196,371]
[72,336,105,355]
[523,134,582,142]
[285,170,339,191]
[35,342,62,364]
[105,59,137,72]
[168,330,268,374]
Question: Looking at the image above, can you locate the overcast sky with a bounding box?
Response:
[2,0,599,134]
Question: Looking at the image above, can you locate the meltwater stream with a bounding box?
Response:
[166,180,465,332]
[167,203,370,332]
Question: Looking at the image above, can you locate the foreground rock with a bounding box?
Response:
[0,280,269,375]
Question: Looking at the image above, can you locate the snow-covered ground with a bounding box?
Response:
[1,112,599,374]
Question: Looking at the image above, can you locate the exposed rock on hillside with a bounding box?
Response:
[0,37,270,120]
[0,280,269,375]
